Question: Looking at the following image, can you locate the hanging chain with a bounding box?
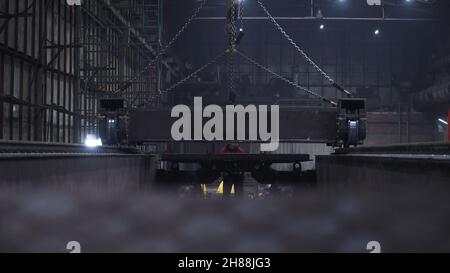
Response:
[236,50,337,106]
[228,0,238,101]
[229,52,236,100]
[239,0,244,31]
[143,50,227,105]
[256,0,353,97]
[162,0,207,60]
[113,0,207,95]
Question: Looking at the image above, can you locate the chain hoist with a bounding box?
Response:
[256,0,353,98]
[114,0,207,96]
[225,0,245,103]
[236,50,337,106]
[134,0,346,108]
[143,51,227,105]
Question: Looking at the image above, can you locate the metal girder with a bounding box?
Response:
[161,153,310,164]
[128,108,338,144]
[0,44,76,79]
[195,16,435,22]
[158,153,310,184]
[0,0,35,33]
[46,47,64,67]
[160,153,309,172]
[128,98,367,146]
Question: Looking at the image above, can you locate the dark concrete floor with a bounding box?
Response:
[1,185,450,253]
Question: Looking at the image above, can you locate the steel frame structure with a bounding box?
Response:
[0,0,177,143]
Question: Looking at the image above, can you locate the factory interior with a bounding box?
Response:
[1,0,450,254]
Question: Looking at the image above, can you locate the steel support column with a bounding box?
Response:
[73,4,81,143]
[0,53,3,139]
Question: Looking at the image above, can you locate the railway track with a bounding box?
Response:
[335,142,450,155]
[0,140,139,155]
